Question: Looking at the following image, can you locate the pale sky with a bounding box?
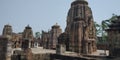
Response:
[0,0,120,35]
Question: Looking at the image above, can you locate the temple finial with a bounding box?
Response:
[55,23,58,25]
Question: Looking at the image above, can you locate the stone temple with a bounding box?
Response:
[22,25,34,48]
[64,0,97,54]
[41,23,62,49]
[106,16,120,57]
[3,0,119,60]
[2,24,12,37]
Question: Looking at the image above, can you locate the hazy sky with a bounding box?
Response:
[0,0,120,35]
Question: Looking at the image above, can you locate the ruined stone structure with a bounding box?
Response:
[2,24,12,37]
[50,23,62,49]
[2,24,11,37]
[12,33,22,48]
[41,31,50,49]
[12,48,33,60]
[56,33,69,54]
[2,24,22,48]
[106,16,120,57]
[64,0,97,54]
[41,24,62,49]
[0,36,8,60]
[22,25,34,48]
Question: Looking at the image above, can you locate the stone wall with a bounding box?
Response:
[33,54,50,60]
[11,53,50,60]
[11,53,98,60]
[11,49,120,60]
[0,37,8,60]
[50,54,95,60]
[97,44,109,50]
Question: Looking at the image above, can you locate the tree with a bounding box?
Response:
[35,32,41,39]
[94,22,101,36]
[101,14,118,42]
[95,14,118,44]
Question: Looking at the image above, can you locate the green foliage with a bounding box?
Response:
[102,14,118,30]
[94,22,101,36]
[35,32,41,38]
[95,14,118,44]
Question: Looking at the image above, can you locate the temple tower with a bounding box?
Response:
[2,24,12,37]
[106,16,120,57]
[22,25,34,48]
[50,23,62,49]
[41,23,62,49]
[65,0,97,54]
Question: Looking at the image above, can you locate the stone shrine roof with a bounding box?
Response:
[76,0,87,1]
[52,23,60,28]
[107,16,120,30]
[72,0,88,6]
[4,24,12,27]
[25,25,32,29]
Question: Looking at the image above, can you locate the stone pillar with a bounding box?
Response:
[0,37,8,60]
[29,41,31,48]
[22,25,34,48]
[6,41,12,60]
[56,44,66,55]
[25,48,33,60]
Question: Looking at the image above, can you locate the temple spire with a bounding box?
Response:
[75,0,88,2]
[65,0,96,54]
[72,0,88,6]
[76,0,87,1]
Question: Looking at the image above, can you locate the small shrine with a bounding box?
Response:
[106,16,120,57]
